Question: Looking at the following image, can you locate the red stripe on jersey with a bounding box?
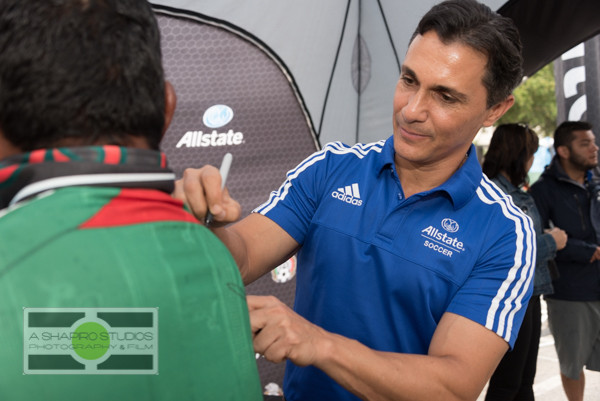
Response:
[52,149,71,162]
[80,188,198,228]
[29,149,46,163]
[103,146,122,165]
[0,164,19,182]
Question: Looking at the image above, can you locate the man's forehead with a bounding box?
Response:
[401,32,489,99]
[573,130,595,140]
[404,32,487,75]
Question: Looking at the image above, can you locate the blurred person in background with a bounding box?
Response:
[482,123,567,400]
[529,121,600,401]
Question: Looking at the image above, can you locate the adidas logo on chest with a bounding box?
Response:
[331,183,363,206]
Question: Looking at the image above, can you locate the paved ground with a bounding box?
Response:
[477,299,600,401]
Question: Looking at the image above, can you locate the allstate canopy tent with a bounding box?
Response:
[153,0,600,148]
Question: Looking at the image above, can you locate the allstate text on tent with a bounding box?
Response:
[176,129,244,148]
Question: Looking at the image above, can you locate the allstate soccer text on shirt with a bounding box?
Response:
[421,225,464,257]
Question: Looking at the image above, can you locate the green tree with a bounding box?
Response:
[497,63,557,136]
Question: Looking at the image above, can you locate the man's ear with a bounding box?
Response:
[556,145,570,160]
[482,95,515,127]
[162,80,177,138]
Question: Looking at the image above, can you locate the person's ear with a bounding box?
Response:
[556,145,570,160]
[162,80,177,138]
[482,95,515,127]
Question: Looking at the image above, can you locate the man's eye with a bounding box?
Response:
[438,93,456,103]
[400,76,415,85]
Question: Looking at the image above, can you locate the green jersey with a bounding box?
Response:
[0,146,262,401]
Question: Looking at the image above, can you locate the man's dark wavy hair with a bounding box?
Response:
[411,0,523,109]
[553,120,593,151]
[0,0,165,151]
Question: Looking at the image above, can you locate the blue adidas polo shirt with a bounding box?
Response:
[254,136,535,401]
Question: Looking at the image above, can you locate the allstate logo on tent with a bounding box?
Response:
[203,104,234,128]
[176,104,245,148]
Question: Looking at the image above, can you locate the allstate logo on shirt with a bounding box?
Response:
[421,219,464,258]
[441,218,459,233]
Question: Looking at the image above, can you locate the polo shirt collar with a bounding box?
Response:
[375,136,396,175]
[376,135,481,209]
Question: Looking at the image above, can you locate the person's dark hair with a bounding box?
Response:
[0,0,165,151]
[553,120,593,152]
[410,0,523,109]
[482,123,539,187]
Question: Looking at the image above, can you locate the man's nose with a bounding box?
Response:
[402,90,428,123]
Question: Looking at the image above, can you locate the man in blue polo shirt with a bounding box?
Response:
[178,0,534,400]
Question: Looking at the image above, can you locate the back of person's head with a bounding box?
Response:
[482,123,539,187]
[553,120,593,152]
[0,0,165,151]
[411,0,523,109]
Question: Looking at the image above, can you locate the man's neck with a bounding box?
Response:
[0,132,154,163]
[0,132,22,161]
[55,136,153,150]
[396,152,468,198]
[559,158,586,184]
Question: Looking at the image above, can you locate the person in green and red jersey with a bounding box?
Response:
[0,1,262,400]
